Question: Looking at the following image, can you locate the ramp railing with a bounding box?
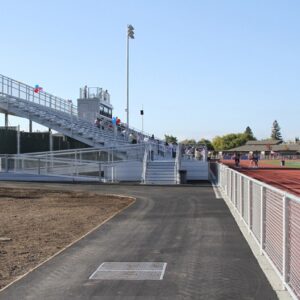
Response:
[0,74,160,146]
[210,162,300,300]
[0,154,140,183]
[21,144,147,163]
[0,74,76,115]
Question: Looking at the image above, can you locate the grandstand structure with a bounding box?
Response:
[0,74,208,183]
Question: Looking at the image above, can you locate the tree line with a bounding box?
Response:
[165,120,283,151]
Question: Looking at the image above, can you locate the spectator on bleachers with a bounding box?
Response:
[94,118,100,128]
[172,143,177,158]
[195,148,201,160]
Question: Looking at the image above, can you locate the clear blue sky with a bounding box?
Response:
[1,0,299,141]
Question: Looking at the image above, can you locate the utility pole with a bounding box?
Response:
[126,24,135,133]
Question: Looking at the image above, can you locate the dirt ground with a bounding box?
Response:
[0,187,134,290]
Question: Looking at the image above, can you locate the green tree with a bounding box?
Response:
[164,134,177,144]
[211,136,224,151]
[197,138,214,151]
[180,139,196,145]
[212,133,249,151]
[244,126,256,140]
[271,120,282,140]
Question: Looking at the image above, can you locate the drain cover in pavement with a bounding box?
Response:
[89,262,167,280]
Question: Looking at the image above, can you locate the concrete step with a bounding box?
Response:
[146,174,175,178]
[146,173,175,177]
[147,169,174,172]
[147,166,174,169]
[145,180,176,184]
[147,163,174,166]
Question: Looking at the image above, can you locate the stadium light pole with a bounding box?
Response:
[126,24,134,133]
[140,106,144,133]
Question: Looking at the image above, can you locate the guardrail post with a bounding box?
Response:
[260,186,265,255]
[5,155,8,172]
[38,159,41,175]
[224,168,228,195]
[98,163,101,182]
[240,175,243,219]
[75,151,78,177]
[234,172,237,207]
[111,166,114,183]
[17,125,20,155]
[228,170,231,199]
[248,179,252,232]
[282,195,289,289]
[46,153,49,174]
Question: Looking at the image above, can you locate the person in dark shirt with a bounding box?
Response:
[233,152,240,167]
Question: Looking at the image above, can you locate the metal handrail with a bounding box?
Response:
[22,144,146,156]
[174,143,181,183]
[0,73,162,144]
[0,74,77,115]
[141,144,149,183]
[0,154,135,182]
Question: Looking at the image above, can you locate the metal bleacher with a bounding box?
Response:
[0,74,209,184]
[0,74,133,147]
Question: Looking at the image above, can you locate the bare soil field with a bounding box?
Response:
[0,187,134,289]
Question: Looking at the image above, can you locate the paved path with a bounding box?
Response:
[0,182,277,300]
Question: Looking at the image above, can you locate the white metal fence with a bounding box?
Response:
[0,155,103,180]
[22,144,147,163]
[210,162,300,300]
[0,154,142,182]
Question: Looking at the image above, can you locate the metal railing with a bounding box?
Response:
[210,162,300,300]
[0,74,158,145]
[174,143,181,183]
[0,74,76,115]
[0,154,123,182]
[0,154,98,178]
[21,144,147,163]
[141,144,149,183]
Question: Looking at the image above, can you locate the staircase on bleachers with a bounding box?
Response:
[144,160,177,184]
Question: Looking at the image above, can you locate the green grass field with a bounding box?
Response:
[261,160,300,168]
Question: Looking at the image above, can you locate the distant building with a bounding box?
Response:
[223,139,300,158]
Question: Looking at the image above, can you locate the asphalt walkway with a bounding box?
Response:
[0,182,277,300]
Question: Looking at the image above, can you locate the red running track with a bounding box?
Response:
[221,160,300,197]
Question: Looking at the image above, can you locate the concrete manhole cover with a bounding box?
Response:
[89,262,167,280]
